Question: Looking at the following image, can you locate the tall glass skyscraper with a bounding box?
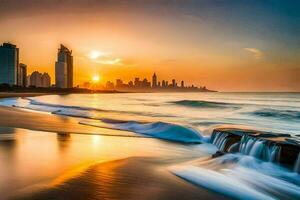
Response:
[55,44,73,88]
[0,43,19,85]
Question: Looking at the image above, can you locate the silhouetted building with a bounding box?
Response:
[55,44,73,88]
[26,75,30,87]
[0,43,19,85]
[29,71,51,87]
[116,79,124,88]
[152,73,157,88]
[172,79,176,87]
[103,72,213,92]
[106,81,114,89]
[18,63,27,87]
[41,73,51,87]
[128,81,133,87]
[134,78,141,87]
[142,78,151,88]
[29,71,42,87]
[83,81,91,88]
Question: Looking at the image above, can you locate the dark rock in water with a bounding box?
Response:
[210,129,242,153]
[228,142,240,153]
[210,128,300,172]
[212,151,225,158]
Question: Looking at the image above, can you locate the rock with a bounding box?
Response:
[212,151,225,158]
[210,127,300,172]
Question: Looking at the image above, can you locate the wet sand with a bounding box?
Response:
[0,106,138,137]
[14,157,227,200]
[0,92,138,137]
[0,94,226,200]
[0,92,47,99]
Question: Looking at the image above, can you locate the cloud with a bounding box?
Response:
[84,50,122,65]
[244,48,263,59]
[96,58,123,65]
[87,50,111,60]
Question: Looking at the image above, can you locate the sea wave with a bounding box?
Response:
[81,119,207,143]
[27,98,107,112]
[170,100,239,109]
[251,108,300,120]
[25,98,176,118]
[171,154,300,200]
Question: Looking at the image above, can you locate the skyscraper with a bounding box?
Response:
[181,80,184,88]
[55,44,73,88]
[0,43,19,85]
[29,71,51,88]
[134,78,141,87]
[172,79,176,87]
[41,73,51,87]
[29,71,42,87]
[152,73,157,88]
[162,80,166,88]
[18,63,27,87]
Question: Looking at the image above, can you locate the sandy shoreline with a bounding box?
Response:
[0,92,225,200]
[0,106,141,138]
[0,97,226,200]
[0,92,139,137]
[0,92,49,99]
[13,157,226,200]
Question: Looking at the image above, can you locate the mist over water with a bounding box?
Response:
[0,92,300,199]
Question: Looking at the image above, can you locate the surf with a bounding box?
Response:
[80,119,207,143]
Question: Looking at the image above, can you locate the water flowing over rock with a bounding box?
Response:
[210,128,300,172]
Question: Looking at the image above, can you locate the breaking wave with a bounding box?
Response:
[22,98,176,118]
[171,154,300,200]
[251,108,300,121]
[81,119,207,143]
[170,100,239,109]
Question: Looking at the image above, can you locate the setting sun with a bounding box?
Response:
[92,75,100,83]
[89,51,101,60]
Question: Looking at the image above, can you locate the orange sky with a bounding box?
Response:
[0,0,299,92]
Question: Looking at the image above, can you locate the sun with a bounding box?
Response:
[92,75,100,83]
[89,51,101,60]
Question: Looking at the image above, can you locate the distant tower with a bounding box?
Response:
[0,43,19,85]
[116,79,123,88]
[162,80,166,88]
[152,73,157,88]
[55,44,73,88]
[134,78,141,87]
[30,71,42,87]
[172,79,176,87]
[41,73,51,87]
[18,63,27,87]
[181,80,184,88]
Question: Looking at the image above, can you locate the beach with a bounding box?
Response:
[0,93,223,200]
[0,93,139,137]
[14,157,226,200]
[0,92,299,200]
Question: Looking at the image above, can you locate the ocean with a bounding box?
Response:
[2,92,300,134]
[0,92,300,199]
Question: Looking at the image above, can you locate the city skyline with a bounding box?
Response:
[0,42,212,91]
[101,73,211,92]
[0,0,299,91]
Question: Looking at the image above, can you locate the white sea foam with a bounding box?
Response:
[81,120,206,143]
[171,154,300,200]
